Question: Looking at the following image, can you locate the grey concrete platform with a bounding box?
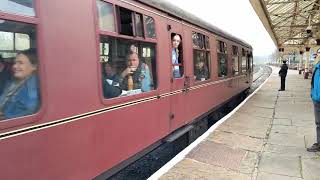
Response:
[156,67,320,180]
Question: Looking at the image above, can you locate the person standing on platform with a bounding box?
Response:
[278,60,288,91]
[307,61,320,152]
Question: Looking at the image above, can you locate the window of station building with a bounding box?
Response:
[0,19,40,121]
[145,16,156,38]
[241,48,247,73]
[217,40,228,78]
[232,46,239,76]
[96,0,115,32]
[192,32,210,81]
[99,35,157,99]
[0,0,35,17]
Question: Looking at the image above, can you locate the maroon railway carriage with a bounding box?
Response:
[0,0,253,179]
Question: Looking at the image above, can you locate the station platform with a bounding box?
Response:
[150,67,320,180]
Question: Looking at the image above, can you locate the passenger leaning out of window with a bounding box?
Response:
[172,34,182,78]
[0,49,40,120]
[119,52,151,92]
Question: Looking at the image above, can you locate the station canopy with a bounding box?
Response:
[250,0,320,49]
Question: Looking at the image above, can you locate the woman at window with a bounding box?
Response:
[0,49,40,120]
[172,34,182,78]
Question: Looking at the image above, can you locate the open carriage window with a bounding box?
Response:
[118,7,134,36]
[171,33,183,78]
[0,19,40,121]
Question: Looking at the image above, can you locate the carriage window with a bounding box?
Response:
[99,35,157,99]
[0,0,35,17]
[97,0,115,32]
[171,33,183,78]
[0,19,40,121]
[249,51,253,72]
[247,51,253,72]
[192,32,210,81]
[217,40,228,78]
[145,16,156,38]
[232,46,239,76]
[135,13,144,37]
[241,48,247,73]
[118,7,134,36]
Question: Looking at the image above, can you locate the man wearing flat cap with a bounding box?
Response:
[278,60,288,91]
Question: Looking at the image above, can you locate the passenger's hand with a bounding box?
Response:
[121,68,131,78]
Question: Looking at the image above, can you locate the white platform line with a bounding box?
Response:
[148,67,273,180]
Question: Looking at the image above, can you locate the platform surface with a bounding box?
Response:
[157,67,320,180]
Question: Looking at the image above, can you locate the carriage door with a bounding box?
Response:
[167,22,189,131]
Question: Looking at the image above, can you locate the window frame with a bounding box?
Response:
[95,1,159,106]
[231,45,240,76]
[144,15,157,40]
[216,40,228,79]
[241,48,247,74]
[0,0,46,129]
[192,31,211,84]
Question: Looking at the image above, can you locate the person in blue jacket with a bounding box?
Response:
[308,61,320,152]
[0,49,39,120]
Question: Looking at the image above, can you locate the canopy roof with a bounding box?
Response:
[250,0,320,49]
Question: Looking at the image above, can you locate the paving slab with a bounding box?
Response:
[259,152,302,177]
[186,141,246,171]
[218,124,267,138]
[292,118,316,127]
[257,172,303,180]
[301,157,320,180]
[272,118,292,126]
[264,144,317,158]
[297,126,316,136]
[268,132,305,148]
[270,125,297,134]
[208,131,264,152]
[237,106,274,119]
[239,151,258,174]
[223,112,272,130]
[159,158,251,180]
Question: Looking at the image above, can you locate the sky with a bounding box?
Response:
[165,0,277,56]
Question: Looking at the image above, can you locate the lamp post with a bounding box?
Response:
[304,47,310,79]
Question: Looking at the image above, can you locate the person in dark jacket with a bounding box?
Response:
[278,60,288,91]
[0,56,11,95]
[102,62,122,99]
[195,60,209,81]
